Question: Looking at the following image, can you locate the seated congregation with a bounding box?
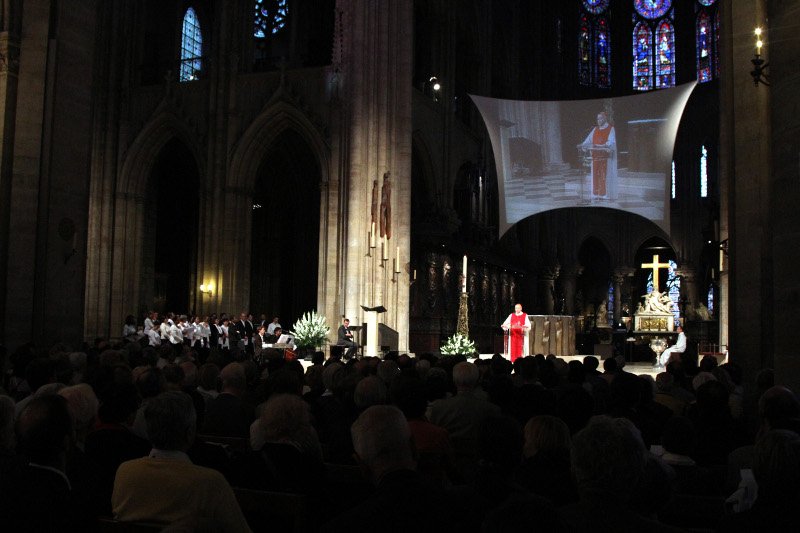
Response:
[1,336,799,532]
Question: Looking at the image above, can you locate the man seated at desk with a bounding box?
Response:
[337,318,358,359]
[267,326,283,344]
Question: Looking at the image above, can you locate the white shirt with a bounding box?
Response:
[144,317,154,333]
[146,328,161,347]
[267,322,281,335]
[169,322,183,344]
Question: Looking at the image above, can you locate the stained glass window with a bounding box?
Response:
[671,160,676,199]
[707,284,714,316]
[578,2,611,88]
[180,7,203,82]
[607,281,615,326]
[635,0,672,20]
[655,21,675,88]
[583,0,610,15]
[700,145,708,198]
[633,22,653,91]
[633,3,674,91]
[579,14,591,86]
[696,0,719,83]
[596,17,611,88]
[254,0,288,38]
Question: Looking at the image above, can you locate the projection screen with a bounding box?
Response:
[471,83,696,237]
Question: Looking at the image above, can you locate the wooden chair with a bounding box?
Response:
[233,488,307,533]
[97,517,164,532]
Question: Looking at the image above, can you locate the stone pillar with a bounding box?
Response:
[340,0,412,350]
[613,267,635,321]
[720,0,772,388]
[538,264,560,315]
[768,0,800,390]
[560,264,583,315]
[676,266,699,318]
[0,0,21,343]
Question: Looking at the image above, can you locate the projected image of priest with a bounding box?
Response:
[577,112,617,202]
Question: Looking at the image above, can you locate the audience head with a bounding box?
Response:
[260,393,313,444]
[162,364,186,391]
[452,361,480,392]
[351,405,414,483]
[571,415,647,499]
[180,361,198,388]
[602,357,618,374]
[377,360,400,386]
[692,371,716,392]
[758,386,800,433]
[583,356,599,373]
[136,367,166,399]
[517,356,538,383]
[15,395,73,467]
[144,391,196,451]
[655,371,675,392]
[220,362,246,394]
[524,415,571,459]
[58,384,99,441]
[699,354,718,373]
[354,376,388,411]
[322,362,343,391]
[198,363,220,392]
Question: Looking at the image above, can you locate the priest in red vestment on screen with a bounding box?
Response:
[578,111,617,201]
[501,303,531,362]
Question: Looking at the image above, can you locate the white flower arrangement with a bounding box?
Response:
[440,333,477,357]
[290,311,330,349]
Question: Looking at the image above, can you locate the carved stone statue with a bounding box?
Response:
[379,172,391,238]
[639,290,674,315]
[371,179,379,226]
[596,300,608,325]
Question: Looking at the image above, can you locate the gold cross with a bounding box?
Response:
[641,254,671,290]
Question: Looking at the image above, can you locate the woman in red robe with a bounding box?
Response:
[502,303,531,362]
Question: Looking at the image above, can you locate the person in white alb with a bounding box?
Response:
[160,316,171,342]
[146,321,162,347]
[660,325,686,367]
[169,317,184,345]
[267,317,281,336]
[144,311,156,333]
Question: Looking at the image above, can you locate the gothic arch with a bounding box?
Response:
[118,111,205,198]
[228,100,330,191]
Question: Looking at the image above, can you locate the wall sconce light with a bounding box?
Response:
[200,283,214,296]
[751,27,770,86]
[428,76,441,101]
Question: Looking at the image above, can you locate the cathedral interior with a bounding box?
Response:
[0,0,798,391]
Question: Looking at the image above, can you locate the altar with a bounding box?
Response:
[525,315,576,357]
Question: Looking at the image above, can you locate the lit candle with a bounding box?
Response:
[413,269,417,280]
[462,255,467,293]
[755,27,763,55]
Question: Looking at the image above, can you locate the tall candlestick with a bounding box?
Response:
[462,255,467,293]
[719,249,724,272]
[370,222,376,248]
[382,236,388,260]
[395,246,400,273]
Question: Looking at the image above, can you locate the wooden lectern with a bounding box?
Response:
[360,305,387,358]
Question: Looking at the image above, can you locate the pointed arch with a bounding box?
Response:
[118,111,205,198]
[228,100,330,192]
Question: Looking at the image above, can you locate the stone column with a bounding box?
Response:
[538,264,560,315]
[613,267,636,321]
[560,264,583,315]
[340,0,412,350]
[676,266,699,318]
[0,0,21,343]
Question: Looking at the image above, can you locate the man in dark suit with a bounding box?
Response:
[337,318,358,360]
[253,324,269,363]
[236,312,255,356]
